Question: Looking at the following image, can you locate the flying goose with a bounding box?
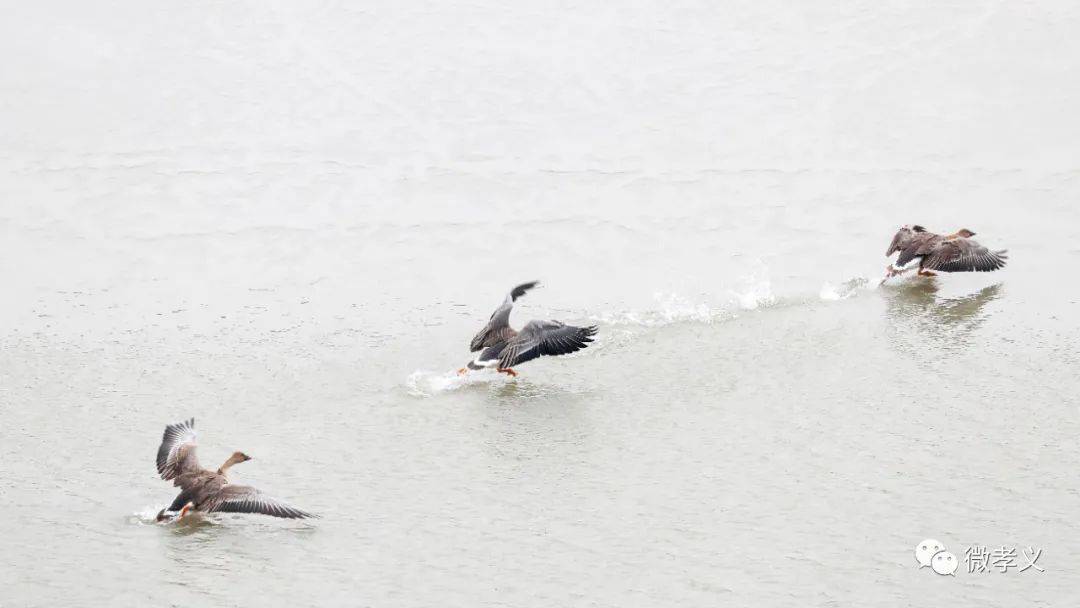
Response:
[154,418,316,521]
[458,281,598,377]
[884,225,1007,281]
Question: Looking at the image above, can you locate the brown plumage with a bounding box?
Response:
[883,225,1007,281]
[154,418,316,521]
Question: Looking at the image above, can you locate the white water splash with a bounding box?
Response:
[593,274,884,329]
[819,277,873,301]
[609,292,715,325]
[405,369,504,397]
[728,273,776,310]
[129,505,166,525]
[593,292,724,327]
[594,269,779,327]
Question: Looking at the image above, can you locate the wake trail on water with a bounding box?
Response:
[406,271,877,397]
[594,275,875,328]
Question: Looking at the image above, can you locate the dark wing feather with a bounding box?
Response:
[469,324,516,352]
[509,281,539,300]
[886,228,908,256]
[469,281,539,351]
[498,320,597,368]
[205,485,318,519]
[923,238,1008,272]
[156,418,200,487]
[895,233,940,267]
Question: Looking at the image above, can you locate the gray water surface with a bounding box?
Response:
[2,2,1079,606]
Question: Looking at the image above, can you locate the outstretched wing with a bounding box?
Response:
[923,238,1008,272]
[156,418,201,487]
[205,484,318,519]
[894,232,941,267]
[499,320,597,368]
[469,281,539,351]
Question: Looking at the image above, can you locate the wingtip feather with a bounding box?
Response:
[510,281,540,301]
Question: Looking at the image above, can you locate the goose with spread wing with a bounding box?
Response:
[458,281,598,377]
[154,418,316,521]
[883,225,1007,282]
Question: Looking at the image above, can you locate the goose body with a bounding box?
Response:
[884,225,1007,281]
[154,418,316,521]
[459,282,597,377]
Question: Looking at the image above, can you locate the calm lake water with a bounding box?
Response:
[2,2,1079,606]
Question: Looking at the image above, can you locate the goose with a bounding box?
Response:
[154,418,316,521]
[458,281,597,377]
[884,225,1007,282]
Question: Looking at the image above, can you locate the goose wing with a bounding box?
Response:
[894,233,939,267]
[923,238,1008,272]
[498,320,597,368]
[886,225,928,256]
[469,281,539,351]
[156,418,201,488]
[886,227,910,256]
[205,484,318,519]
